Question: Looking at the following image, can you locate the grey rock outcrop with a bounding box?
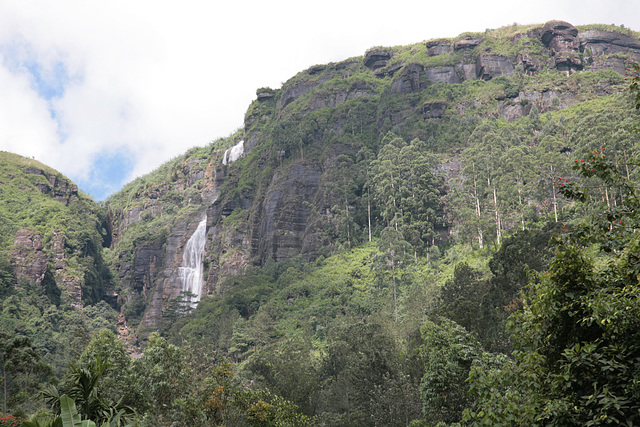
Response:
[425,66,460,83]
[24,167,79,205]
[580,30,640,55]
[423,101,447,119]
[454,38,483,50]
[541,21,582,74]
[459,64,477,80]
[277,78,330,112]
[137,218,193,331]
[256,88,276,101]
[517,53,542,75]
[364,50,391,69]
[10,228,83,307]
[254,162,324,263]
[426,39,451,56]
[302,81,378,113]
[588,56,628,74]
[580,30,640,73]
[476,55,515,80]
[10,229,48,285]
[391,63,425,94]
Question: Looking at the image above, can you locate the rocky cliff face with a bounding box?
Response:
[104,20,640,332]
[23,166,80,206]
[1,153,109,308]
[368,21,640,101]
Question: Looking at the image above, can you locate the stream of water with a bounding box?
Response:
[178,215,207,306]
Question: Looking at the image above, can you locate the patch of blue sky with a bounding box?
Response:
[23,59,69,100]
[75,148,136,202]
[0,40,72,103]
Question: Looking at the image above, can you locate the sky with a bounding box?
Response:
[1,1,640,201]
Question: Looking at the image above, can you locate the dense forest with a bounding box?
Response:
[2,21,640,426]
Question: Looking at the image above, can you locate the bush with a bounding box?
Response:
[0,414,27,427]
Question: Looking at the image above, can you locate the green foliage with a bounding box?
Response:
[59,395,95,427]
[0,152,113,306]
[629,62,640,114]
[7,24,640,426]
[245,333,318,415]
[0,279,122,415]
[318,321,422,426]
[436,263,487,334]
[126,334,313,426]
[75,330,137,413]
[0,256,15,301]
[467,114,640,425]
[0,333,53,415]
[371,134,444,256]
[419,317,500,425]
[479,225,560,352]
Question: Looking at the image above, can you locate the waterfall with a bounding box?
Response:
[178,215,207,306]
[222,140,244,165]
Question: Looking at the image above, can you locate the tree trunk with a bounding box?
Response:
[367,186,372,242]
[392,260,398,321]
[493,185,501,245]
[472,164,484,249]
[2,357,6,414]
[550,165,558,222]
[518,185,525,231]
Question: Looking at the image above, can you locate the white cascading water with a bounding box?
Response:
[178,215,207,306]
[222,140,244,165]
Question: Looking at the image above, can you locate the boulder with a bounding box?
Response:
[541,20,578,47]
[374,62,404,78]
[427,45,451,56]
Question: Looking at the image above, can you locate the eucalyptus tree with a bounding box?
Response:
[371,133,443,258]
[497,144,535,230]
[327,153,363,248]
[535,134,573,221]
[466,139,640,426]
[461,122,508,246]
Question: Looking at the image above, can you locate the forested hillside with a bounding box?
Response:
[2,20,640,426]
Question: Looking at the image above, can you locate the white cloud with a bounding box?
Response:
[0,57,60,158]
[0,0,639,200]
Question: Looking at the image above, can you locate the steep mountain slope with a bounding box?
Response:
[103,20,640,331]
[2,19,640,424]
[0,151,113,307]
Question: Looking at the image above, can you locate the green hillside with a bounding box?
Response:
[2,20,640,426]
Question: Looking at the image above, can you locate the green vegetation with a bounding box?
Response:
[2,21,640,426]
[0,152,113,306]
